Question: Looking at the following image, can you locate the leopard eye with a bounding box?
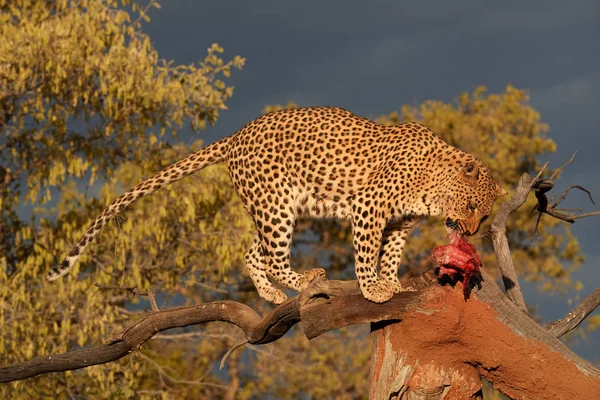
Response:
[468,203,477,212]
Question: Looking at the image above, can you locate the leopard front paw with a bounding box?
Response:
[297,268,327,291]
[383,278,417,293]
[258,287,288,304]
[360,280,395,303]
[303,268,326,283]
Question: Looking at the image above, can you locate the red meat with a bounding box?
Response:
[431,233,482,296]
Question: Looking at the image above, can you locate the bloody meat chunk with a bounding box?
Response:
[432,233,482,296]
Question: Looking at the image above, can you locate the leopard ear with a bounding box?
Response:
[461,160,479,184]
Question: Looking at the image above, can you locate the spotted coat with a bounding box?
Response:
[47,107,506,303]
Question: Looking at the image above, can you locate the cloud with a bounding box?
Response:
[472,0,600,33]
[532,73,600,114]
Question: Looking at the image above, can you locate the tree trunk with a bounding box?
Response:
[368,276,600,399]
[369,320,482,399]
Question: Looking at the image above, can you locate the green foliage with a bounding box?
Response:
[261,101,299,115]
[0,0,244,206]
[1,149,253,397]
[1,1,247,398]
[238,327,370,399]
[587,315,600,333]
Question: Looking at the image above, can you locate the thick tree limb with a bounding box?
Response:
[490,168,547,313]
[0,277,427,383]
[0,273,470,383]
[368,270,600,399]
[0,300,297,383]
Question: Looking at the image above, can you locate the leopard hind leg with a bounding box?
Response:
[244,234,288,304]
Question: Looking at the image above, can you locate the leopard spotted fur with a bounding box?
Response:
[47,107,506,303]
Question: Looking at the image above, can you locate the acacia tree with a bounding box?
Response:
[0,1,247,397]
[1,1,599,398]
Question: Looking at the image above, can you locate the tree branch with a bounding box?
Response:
[490,151,600,314]
[94,283,150,297]
[0,300,295,383]
[546,287,600,338]
[532,151,600,226]
[0,273,433,383]
[490,167,547,313]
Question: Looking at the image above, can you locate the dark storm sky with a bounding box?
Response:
[141,0,600,359]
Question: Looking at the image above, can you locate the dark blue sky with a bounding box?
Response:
[141,0,600,360]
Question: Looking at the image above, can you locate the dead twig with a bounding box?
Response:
[219,339,249,370]
[546,287,600,338]
[553,185,595,208]
[532,151,600,231]
[147,287,159,311]
[548,150,578,181]
[93,284,160,311]
[93,283,149,297]
[137,352,223,389]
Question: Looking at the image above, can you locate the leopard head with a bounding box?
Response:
[442,157,507,236]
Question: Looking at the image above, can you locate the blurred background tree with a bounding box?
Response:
[0,1,581,399]
[0,0,247,398]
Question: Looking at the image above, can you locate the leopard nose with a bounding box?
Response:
[464,210,484,235]
[464,221,480,236]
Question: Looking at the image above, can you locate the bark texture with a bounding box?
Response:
[368,272,600,399]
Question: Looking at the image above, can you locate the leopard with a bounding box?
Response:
[47,106,507,304]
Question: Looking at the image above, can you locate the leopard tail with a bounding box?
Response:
[46,136,232,281]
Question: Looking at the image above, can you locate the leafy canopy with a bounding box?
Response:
[1,1,246,398]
